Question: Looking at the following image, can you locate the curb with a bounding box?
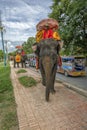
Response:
[56,78,87,98]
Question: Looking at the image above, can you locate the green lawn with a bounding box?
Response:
[0,63,19,130]
[17,69,27,74]
[18,76,37,87]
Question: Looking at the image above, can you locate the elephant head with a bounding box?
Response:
[33,38,60,101]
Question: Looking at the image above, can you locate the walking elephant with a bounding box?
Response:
[34,38,60,101]
[21,55,28,68]
[14,54,28,68]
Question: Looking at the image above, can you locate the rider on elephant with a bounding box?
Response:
[36,27,43,43]
[21,49,28,68]
[42,24,53,39]
[21,49,26,56]
[34,23,62,70]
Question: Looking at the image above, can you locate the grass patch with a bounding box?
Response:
[17,69,27,74]
[0,63,19,130]
[18,76,37,87]
[1,111,18,130]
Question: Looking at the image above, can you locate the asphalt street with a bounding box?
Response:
[56,67,87,91]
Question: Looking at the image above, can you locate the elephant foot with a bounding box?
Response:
[46,98,49,102]
[50,89,56,94]
[42,81,46,86]
[42,80,46,86]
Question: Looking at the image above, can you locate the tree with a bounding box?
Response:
[0,49,3,61]
[49,0,87,55]
[22,37,35,54]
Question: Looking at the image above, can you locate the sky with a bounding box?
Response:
[0,0,53,52]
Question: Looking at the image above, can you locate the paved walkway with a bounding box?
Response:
[10,63,87,130]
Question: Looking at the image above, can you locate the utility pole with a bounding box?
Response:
[0,10,6,66]
[4,40,9,62]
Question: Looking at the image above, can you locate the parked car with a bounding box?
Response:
[57,56,86,76]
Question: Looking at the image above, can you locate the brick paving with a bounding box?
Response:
[10,63,87,130]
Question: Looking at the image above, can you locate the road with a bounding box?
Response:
[56,68,87,91]
[28,66,87,91]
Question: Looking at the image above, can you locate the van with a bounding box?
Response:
[57,56,86,76]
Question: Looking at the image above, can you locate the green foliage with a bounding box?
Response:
[49,0,87,56]
[17,69,27,73]
[18,76,37,87]
[9,37,36,56]
[0,50,3,60]
[1,111,18,130]
[0,64,19,130]
[22,37,36,54]
[0,67,13,93]
[8,51,16,56]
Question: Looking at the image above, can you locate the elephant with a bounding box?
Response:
[34,38,60,101]
[14,54,28,68]
[21,55,28,68]
[13,55,20,68]
[14,58,20,68]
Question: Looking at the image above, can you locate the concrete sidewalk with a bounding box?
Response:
[11,65,87,130]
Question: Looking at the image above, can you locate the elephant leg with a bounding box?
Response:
[24,62,26,68]
[46,85,50,101]
[17,62,19,67]
[40,62,46,86]
[21,61,23,68]
[14,60,16,68]
[50,64,57,94]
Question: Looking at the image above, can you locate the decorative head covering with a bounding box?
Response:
[45,23,49,27]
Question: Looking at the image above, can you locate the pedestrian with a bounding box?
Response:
[58,55,62,70]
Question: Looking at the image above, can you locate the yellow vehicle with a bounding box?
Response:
[57,56,86,76]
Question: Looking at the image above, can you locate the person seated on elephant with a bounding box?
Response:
[34,24,53,70]
[35,28,43,71]
[42,24,63,48]
[42,24,53,39]
[52,26,61,41]
[33,24,62,70]
[52,26,63,49]
[21,49,26,56]
[21,49,28,67]
[35,26,44,43]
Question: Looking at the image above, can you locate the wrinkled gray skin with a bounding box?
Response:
[21,55,28,68]
[35,38,60,101]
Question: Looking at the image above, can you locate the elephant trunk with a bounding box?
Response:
[43,56,54,101]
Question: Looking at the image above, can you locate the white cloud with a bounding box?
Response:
[4,21,34,29]
[0,0,52,51]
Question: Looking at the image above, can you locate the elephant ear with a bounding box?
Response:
[32,42,38,51]
[54,40,60,55]
[32,42,40,57]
